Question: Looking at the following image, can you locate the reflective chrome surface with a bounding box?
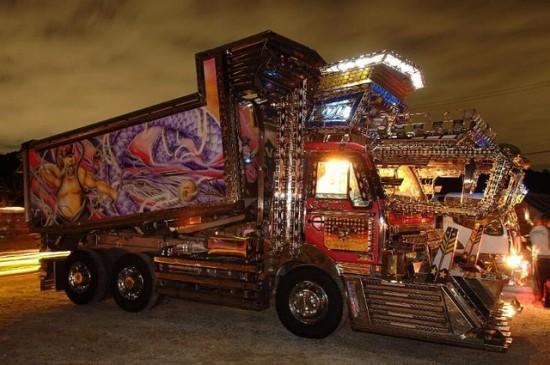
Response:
[68,261,92,294]
[117,266,144,301]
[289,280,329,324]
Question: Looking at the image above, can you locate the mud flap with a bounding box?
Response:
[39,258,66,291]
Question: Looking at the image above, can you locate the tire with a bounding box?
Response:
[64,249,107,305]
[276,266,344,339]
[111,253,158,312]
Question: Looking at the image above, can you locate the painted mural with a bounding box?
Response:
[29,58,226,227]
[29,107,226,227]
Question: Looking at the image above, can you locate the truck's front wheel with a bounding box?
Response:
[276,267,344,339]
[112,254,158,312]
[64,249,107,305]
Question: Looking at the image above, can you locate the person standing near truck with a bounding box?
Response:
[530,213,550,304]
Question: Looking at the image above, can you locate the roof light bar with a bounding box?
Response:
[323,51,424,90]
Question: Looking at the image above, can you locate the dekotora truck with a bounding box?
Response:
[23,32,526,351]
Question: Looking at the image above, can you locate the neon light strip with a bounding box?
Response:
[371,83,404,108]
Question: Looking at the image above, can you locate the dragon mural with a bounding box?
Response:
[28,59,226,227]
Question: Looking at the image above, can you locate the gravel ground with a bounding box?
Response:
[1,273,549,365]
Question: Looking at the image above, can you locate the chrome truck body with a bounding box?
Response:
[23,32,525,352]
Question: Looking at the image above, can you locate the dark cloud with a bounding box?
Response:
[0,55,15,65]
[41,0,127,39]
[169,33,213,52]
[0,0,549,169]
[0,72,17,84]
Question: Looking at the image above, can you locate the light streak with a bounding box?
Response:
[0,250,70,277]
[0,206,25,213]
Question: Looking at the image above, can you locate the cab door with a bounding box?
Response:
[304,146,382,264]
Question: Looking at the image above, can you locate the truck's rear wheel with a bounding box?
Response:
[276,267,344,338]
[64,249,107,305]
[112,254,158,312]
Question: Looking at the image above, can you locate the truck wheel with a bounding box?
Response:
[64,249,107,305]
[112,254,158,312]
[276,267,344,339]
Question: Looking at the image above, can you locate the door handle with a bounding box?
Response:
[307,217,324,224]
[307,216,324,231]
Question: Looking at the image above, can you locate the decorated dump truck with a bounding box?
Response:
[23,31,526,351]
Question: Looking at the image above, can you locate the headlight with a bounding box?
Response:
[505,254,522,269]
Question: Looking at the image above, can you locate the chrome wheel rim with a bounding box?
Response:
[117,266,144,301]
[289,280,329,324]
[68,261,92,294]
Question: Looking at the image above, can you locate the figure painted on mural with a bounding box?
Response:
[179,178,198,202]
[37,144,118,222]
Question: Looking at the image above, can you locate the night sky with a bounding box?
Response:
[1,0,549,169]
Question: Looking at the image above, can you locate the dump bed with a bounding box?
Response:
[22,31,324,234]
[23,60,238,233]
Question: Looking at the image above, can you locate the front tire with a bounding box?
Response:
[64,249,107,305]
[276,267,344,339]
[112,253,158,312]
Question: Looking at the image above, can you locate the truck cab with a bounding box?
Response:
[304,141,383,265]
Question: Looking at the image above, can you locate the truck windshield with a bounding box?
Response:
[316,160,350,199]
[315,159,368,206]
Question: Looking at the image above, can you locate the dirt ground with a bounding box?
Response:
[0,273,549,365]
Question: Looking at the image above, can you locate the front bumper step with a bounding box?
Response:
[344,276,516,352]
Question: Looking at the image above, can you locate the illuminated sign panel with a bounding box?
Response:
[309,93,363,128]
[321,99,354,123]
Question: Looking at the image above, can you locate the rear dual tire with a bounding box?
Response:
[64,249,107,305]
[111,253,158,312]
[64,250,157,312]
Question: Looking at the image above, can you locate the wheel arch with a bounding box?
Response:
[274,245,346,299]
[112,251,156,272]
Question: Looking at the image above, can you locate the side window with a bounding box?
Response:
[349,163,369,207]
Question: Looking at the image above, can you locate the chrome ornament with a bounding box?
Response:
[68,261,92,294]
[288,281,329,324]
[117,266,145,301]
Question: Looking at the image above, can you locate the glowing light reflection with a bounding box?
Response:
[316,160,350,197]
[505,254,522,269]
[0,250,70,277]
